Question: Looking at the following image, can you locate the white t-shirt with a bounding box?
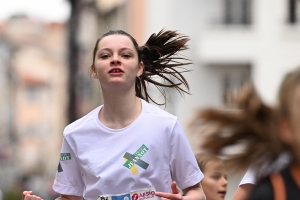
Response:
[239,152,290,186]
[53,99,203,200]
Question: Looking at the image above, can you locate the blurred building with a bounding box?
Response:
[0,15,68,194]
[0,31,16,191]
[142,0,300,199]
[0,0,146,196]
[1,0,299,199]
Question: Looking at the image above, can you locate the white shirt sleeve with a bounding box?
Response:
[239,152,290,186]
[52,137,84,196]
[169,121,204,189]
[239,167,256,186]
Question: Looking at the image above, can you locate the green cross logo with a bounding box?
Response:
[123,144,149,174]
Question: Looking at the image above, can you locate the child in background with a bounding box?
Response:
[195,153,228,200]
[192,67,300,199]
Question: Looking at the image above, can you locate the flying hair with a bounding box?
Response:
[91,29,192,106]
[137,29,191,105]
[189,83,284,172]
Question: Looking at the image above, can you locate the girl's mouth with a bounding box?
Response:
[218,191,226,197]
[110,69,122,73]
[109,68,124,74]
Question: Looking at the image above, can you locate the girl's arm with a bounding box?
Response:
[56,194,82,200]
[155,181,206,200]
[232,184,254,200]
[182,182,206,200]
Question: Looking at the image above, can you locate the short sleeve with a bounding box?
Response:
[240,167,257,186]
[53,137,84,196]
[240,152,291,186]
[169,121,204,189]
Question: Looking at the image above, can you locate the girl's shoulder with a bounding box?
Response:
[63,105,102,136]
[141,99,177,121]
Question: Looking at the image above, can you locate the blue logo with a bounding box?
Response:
[111,194,130,200]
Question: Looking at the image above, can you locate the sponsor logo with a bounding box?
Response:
[132,193,139,200]
[123,144,149,175]
[99,197,109,200]
[98,189,155,200]
[60,153,71,161]
[57,152,71,173]
[138,191,155,200]
[131,190,156,200]
[57,162,63,172]
[112,194,131,200]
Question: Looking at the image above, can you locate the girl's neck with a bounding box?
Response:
[99,90,142,129]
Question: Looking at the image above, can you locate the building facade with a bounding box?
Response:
[143,0,300,199]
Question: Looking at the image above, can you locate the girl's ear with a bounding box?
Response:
[137,61,144,77]
[279,119,294,146]
[91,65,98,79]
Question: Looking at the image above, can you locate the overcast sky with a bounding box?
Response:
[0,0,70,22]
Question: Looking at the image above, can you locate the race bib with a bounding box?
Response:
[97,187,157,200]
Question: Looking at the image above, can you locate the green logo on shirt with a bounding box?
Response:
[60,153,71,161]
[123,144,149,175]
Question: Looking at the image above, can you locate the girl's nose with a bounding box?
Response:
[222,177,228,186]
[110,57,120,65]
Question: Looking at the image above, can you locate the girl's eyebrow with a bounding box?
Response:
[98,48,111,52]
[119,47,134,52]
[98,47,134,52]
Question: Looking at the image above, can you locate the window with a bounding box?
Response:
[288,0,300,24]
[222,71,250,106]
[224,0,252,25]
[208,63,251,106]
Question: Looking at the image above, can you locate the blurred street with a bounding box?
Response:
[0,0,300,199]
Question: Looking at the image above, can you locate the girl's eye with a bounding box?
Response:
[122,54,131,59]
[211,175,220,180]
[100,54,110,59]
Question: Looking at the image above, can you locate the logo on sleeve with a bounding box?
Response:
[60,153,71,161]
[123,144,149,175]
[58,153,71,172]
[58,162,63,172]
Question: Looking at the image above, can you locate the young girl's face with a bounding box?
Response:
[92,34,143,92]
[202,161,227,200]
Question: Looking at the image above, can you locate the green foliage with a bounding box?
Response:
[3,189,21,200]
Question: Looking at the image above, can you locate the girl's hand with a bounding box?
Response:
[155,181,183,200]
[22,191,43,200]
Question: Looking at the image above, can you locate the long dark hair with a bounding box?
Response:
[91,29,191,106]
[189,83,283,172]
